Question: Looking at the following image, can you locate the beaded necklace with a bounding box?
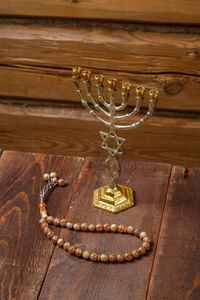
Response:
[39,172,152,263]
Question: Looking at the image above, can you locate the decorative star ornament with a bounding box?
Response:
[100,131,126,156]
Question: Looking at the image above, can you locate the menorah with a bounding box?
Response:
[72,67,159,213]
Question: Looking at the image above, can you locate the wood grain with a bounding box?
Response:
[0,23,200,75]
[1,65,200,112]
[0,151,84,300]
[0,0,200,24]
[147,166,200,300]
[0,103,200,167]
[38,157,171,300]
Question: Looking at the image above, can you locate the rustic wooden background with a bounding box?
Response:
[0,150,200,300]
[0,2,200,166]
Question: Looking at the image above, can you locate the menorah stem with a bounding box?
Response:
[105,154,120,189]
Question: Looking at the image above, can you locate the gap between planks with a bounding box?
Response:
[144,166,172,299]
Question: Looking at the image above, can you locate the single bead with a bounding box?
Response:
[103,224,110,232]
[63,242,70,250]
[40,207,47,212]
[117,254,125,262]
[143,241,151,250]
[81,223,88,231]
[39,218,46,225]
[134,228,140,236]
[58,178,65,187]
[124,252,133,261]
[75,248,83,257]
[57,239,64,247]
[96,224,103,232]
[51,177,57,184]
[41,222,48,230]
[138,246,146,255]
[40,211,48,219]
[51,235,58,244]
[38,202,46,209]
[88,224,95,232]
[53,218,60,226]
[82,250,90,260]
[90,253,98,262]
[73,223,81,231]
[110,224,117,232]
[97,255,101,262]
[46,216,54,224]
[109,254,117,262]
[132,250,140,258]
[139,231,147,239]
[100,254,108,262]
[43,173,50,181]
[143,236,152,243]
[47,231,54,239]
[127,226,134,234]
[118,225,125,233]
[43,227,49,235]
[66,222,73,229]
[68,246,75,255]
[50,172,57,178]
[60,219,66,227]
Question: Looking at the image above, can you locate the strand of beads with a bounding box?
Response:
[39,172,152,263]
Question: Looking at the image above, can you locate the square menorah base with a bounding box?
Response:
[93,184,134,214]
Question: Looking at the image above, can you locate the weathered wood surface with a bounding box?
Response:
[0,151,171,300]
[39,157,171,300]
[0,151,84,300]
[1,23,200,112]
[1,103,200,167]
[147,166,200,299]
[1,66,200,112]
[0,0,200,24]
[1,23,199,75]
[1,151,200,299]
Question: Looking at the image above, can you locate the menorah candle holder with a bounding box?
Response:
[72,67,159,213]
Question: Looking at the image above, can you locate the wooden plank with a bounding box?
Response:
[0,23,200,76]
[147,165,200,299]
[1,65,200,112]
[38,157,171,300]
[0,0,200,24]
[0,102,200,167]
[0,151,84,299]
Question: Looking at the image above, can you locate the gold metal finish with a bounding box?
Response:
[108,78,117,90]
[82,70,91,82]
[95,74,104,86]
[149,89,159,101]
[72,67,159,213]
[136,86,145,98]
[93,184,134,213]
[122,82,131,94]
[72,66,81,78]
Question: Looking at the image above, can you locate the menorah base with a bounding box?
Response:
[93,184,134,214]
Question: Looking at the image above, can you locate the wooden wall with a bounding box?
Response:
[0,1,200,166]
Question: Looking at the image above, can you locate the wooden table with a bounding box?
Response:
[0,151,200,300]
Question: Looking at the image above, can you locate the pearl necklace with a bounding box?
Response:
[39,172,152,263]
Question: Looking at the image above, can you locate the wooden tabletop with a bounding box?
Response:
[0,151,199,300]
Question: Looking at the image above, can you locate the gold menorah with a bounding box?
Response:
[72,67,159,213]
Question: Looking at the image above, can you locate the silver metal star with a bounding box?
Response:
[100,131,126,156]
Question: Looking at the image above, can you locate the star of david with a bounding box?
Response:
[100,131,126,156]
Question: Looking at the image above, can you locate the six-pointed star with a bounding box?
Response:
[100,131,126,155]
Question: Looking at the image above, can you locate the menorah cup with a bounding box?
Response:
[72,67,159,213]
